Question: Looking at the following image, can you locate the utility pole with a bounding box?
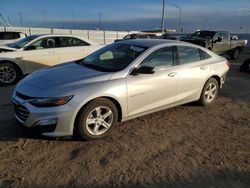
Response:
[19,12,23,27]
[160,0,165,33]
[72,12,75,29]
[98,12,101,30]
[41,11,47,27]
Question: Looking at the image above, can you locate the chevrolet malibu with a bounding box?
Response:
[13,39,229,140]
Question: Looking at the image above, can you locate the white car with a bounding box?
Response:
[0,31,27,46]
[0,34,101,85]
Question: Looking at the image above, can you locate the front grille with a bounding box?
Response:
[15,103,30,122]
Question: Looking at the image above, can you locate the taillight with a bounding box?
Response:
[226,61,230,68]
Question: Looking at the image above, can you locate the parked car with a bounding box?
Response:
[161,33,183,40]
[114,33,157,42]
[0,34,101,85]
[13,39,229,140]
[0,31,27,45]
[181,30,247,60]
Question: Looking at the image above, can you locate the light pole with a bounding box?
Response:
[41,11,47,27]
[72,12,75,29]
[19,12,23,27]
[171,4,182,33]
[160,0,166,33]
[98,12,101,30]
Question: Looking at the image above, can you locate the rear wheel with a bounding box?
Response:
[0,62,21,86]
[199,78,219,106]
[76,98,118,140]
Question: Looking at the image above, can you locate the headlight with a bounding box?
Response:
[29,95,73,107]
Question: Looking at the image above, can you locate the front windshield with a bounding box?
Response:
[80,43,148,72]
[191,31,216,39]
[8,35,39,49]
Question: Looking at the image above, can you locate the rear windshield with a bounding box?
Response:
[191,31,216,39]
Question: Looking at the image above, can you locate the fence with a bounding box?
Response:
[0,26,131,44]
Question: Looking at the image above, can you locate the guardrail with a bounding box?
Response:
[0,26,131,44]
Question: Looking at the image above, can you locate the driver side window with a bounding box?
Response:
[141,47,173,69]
[28,37,56,50]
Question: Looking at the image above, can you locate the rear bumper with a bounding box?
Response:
[220,72,227,88]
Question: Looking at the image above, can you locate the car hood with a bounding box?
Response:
[0,45,17,52]
[22,62,113,91]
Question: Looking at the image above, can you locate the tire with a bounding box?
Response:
[199,78,219,106]
[76,98,118,140]
[0,62,21,86]
[230,48,240,60]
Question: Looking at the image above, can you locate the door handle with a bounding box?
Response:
[200,66,208,70]
[168,72,177,77]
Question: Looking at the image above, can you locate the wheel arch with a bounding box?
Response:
[73,96,123,132]
[0,60,24,76]
[205,75,221,89]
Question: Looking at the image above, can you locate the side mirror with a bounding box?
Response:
[131,66,155,75]
[25,45,36,51]
[214,37,222,43]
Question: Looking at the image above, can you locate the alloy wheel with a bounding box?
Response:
[0,66,17,84]
[204,83,217,103]
[86,106,113,136]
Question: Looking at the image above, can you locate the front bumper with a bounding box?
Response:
[13,94,76,137]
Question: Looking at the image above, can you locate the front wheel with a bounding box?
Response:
[76,98,118,140]
[199,78,219,106]
[0,62,21,86]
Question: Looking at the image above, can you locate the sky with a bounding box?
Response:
[0,0,250,33]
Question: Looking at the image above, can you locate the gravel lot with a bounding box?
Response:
[0,50,249,188]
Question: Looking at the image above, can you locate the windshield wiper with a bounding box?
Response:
[82,63,105,71]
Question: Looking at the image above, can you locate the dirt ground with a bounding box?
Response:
[0,50,249,188]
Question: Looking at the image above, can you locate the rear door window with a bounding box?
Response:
[59,37,90,47]
[199,49,211,60]
[177,46,201,64]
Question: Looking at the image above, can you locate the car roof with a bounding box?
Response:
[118,39,182,47]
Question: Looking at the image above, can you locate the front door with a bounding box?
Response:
[126,46,178,116]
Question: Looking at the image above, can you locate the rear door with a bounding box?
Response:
[126,46,178,116]
[58,37,96,63]
[175,46,211,104]
[21,37,59,73]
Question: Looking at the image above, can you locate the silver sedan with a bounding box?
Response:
[12,39,229,140]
